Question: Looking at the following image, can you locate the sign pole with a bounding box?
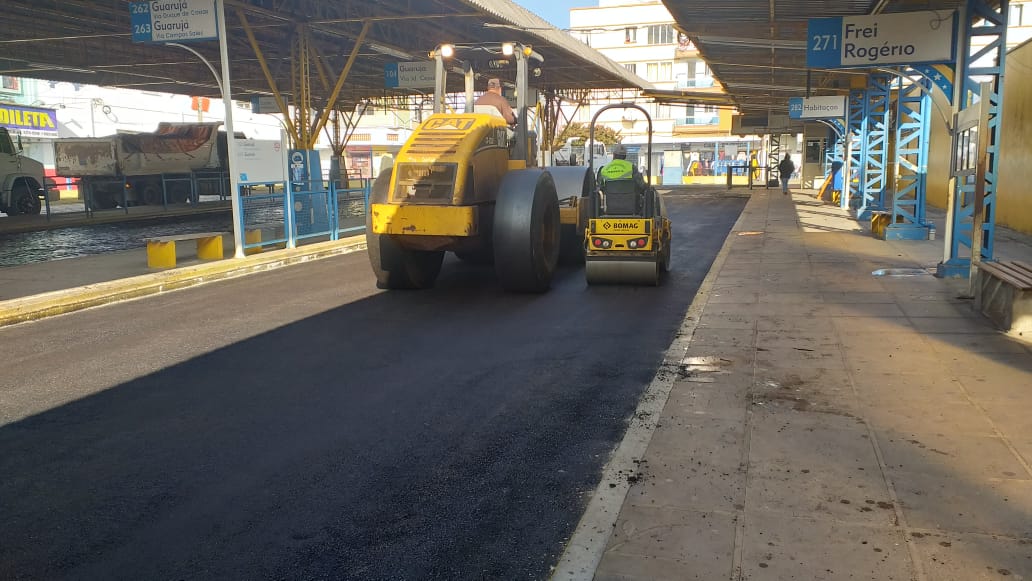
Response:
[216,0,245,258]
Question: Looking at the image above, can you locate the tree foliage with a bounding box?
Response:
[551,122,622,150]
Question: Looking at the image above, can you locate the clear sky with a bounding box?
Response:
[514,0,586,30]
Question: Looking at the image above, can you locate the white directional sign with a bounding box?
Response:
[130,0,218,43]
[807,10,955,69]
[788,96,847,119]
[384,61,436,89]
[234,139,286,184]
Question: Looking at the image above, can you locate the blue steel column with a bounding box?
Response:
[858,73,892,220]
[845,88,866,211]
[938,0,1008,277]
[885,74,933,240]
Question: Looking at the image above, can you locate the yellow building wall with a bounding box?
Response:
[997,42,1032,234]
[925,41,1032,234]
[926,92,952,211]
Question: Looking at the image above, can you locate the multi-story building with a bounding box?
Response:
[568,0,1032,187]
[568,0,761,184]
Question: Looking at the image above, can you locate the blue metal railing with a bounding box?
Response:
[237,178,372,253]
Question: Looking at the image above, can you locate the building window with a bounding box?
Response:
[648,24,675,45]
[659,62,672,81]
[625,27,637,43]
[0,76,21,93]
[1010,3,1025,26]
[646,62,659,81]
[625,63,637,75]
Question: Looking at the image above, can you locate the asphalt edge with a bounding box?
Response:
[550,192,753,580]
[0,235,367,328]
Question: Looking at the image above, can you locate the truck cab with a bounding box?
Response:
[0,127,46,216]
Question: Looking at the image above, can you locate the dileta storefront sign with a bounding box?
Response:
[384,62,436,89]
[0,104,58,138]
[807,10,955,69]
[129,0,218,43]
[788,96,846,120]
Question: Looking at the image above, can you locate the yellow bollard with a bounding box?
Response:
[147,241,177,268]
[196,235,224,261]
[244,229,263,255]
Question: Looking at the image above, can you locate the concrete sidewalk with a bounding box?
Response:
[0,235,366,327]
[575,189,1032,580]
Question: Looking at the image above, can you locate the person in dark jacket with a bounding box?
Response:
[778,153,795,195]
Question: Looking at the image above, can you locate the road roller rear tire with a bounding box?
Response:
[493,170,560,293]
[365,167,445,290]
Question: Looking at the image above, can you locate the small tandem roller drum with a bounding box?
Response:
[585,259,660,286]
[493,169,561,293]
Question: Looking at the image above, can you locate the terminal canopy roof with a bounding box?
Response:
[661,0,970,115]
[0,0,649,111]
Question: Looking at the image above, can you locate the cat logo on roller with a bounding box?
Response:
[583,104,672,286]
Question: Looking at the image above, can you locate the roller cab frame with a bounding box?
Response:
[366,43,590,292]
[584,103,672,286]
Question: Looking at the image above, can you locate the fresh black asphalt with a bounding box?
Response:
[0,192,747,580]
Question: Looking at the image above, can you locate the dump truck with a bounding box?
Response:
[553,138,611,168]
[366,43,591,292]
[53,121,231,209]
[0,127,46,216]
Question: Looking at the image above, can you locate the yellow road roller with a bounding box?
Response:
[584,104,672,285]
[366,43,590,292]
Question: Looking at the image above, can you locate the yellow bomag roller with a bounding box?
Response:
[584,104,672,286]
[366,43,590,292]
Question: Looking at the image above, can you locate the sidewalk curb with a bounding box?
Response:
[0,236,367,328]
[550,193,755,580]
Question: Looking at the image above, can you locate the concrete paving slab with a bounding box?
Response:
[695,313,758,330]
[756,315,839,333]
[890,471,1032,537]
[690,326,755,348]
[756,292,825,304]
[756,329,838,351]
[746,412,891,523]
[909,531,1032,580]
[626,417,746,512]
[910,316,1005,334]
[755,347,846,370]
[595,506,736,581]
[878,432,1029,479]
[822,291,898,303]
[739,512,912,581]
[863,400,998,437]
[831,316,916,335]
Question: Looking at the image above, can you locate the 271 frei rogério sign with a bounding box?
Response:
[130,0,218,43]
[807,10,955,69]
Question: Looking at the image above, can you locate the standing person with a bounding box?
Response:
[778,153,795,195]
[474,78,516,126]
